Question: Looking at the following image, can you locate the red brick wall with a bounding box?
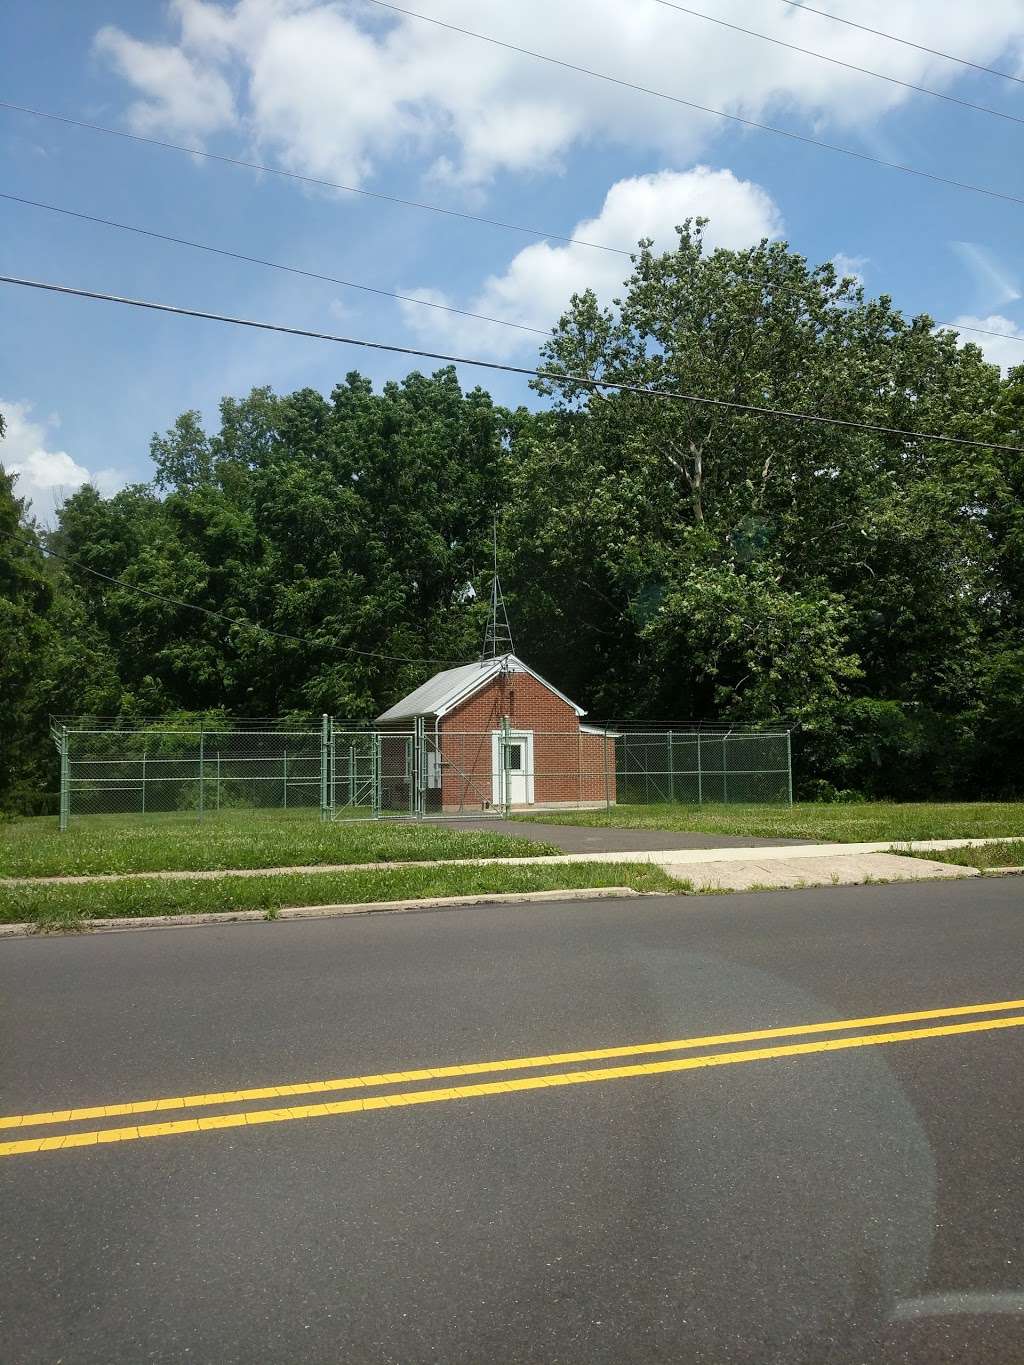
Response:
[437,671,616,809]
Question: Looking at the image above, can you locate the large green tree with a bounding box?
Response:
[5,226,1023,808]
[505,221,1018,794]
[54,369,508,721]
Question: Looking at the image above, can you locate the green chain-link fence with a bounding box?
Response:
[51,717,792,828]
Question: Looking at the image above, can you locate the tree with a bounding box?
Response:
[53,369,509,721]
[504,221,1016,796]
[0,461,54,810]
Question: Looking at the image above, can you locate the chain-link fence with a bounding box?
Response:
[51,717,327,830]
[51,717,792,828]
[613,726,792,806]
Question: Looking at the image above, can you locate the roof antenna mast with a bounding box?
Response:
[481,512,515,661]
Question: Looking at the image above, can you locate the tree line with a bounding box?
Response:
[3,221,1023,811]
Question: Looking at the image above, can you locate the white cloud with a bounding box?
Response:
[950,242,1021,312]
[95,0,1024,186]
[948,315,1024,373]
[396,166,783,356]
[0,400,126,525]
[94,22,236,140]
[832,252,867,289]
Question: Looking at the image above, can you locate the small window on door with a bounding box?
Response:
[506,743,522,771]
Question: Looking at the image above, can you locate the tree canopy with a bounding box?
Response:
[2,225,1022,809]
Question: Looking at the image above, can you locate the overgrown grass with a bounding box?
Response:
[0,810,560,879]
[0,862,681,930]
[894,840,1024,870]
[514,802,1024,843]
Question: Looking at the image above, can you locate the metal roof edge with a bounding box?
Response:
[437,655,586,719]
[433,658,504,719]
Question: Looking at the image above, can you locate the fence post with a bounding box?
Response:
[501,714,512,815]
[697,730,703,806]
[329,721,336,820]
[723,732,730,805]
[320,714,329,822]
[198,728,205,821]
[786,730,793,806]
[414,716,425,819]
[216,752,221,811]
[58,724,69,832]
[283,750,288,810]
[372,732,381,819]
[141,747,147,816]
[667,729,673,804]
[603,725,611,817]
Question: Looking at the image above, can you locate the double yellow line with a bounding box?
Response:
[3,997,1024,1158]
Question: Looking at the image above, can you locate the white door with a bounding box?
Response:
[492,730,534,806]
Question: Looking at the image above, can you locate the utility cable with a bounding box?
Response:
[0,192,548,338]
[0,100,629,257]
[3,273,1020,454]
[3,189,1020,354]
[651,0,1024,126]
[776,0,1024,88]
[361,0,1024,212]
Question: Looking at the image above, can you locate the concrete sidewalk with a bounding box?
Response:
[3,837,1015,892]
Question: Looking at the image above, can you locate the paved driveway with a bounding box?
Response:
[437,816,807,852]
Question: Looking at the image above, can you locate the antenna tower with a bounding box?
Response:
[481,515,514,660]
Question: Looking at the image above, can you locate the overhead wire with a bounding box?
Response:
[650,0,1024,126]
[359,0,1024,211]
[0,526,463,666]
[2,273,1020,454]
[0,192,549,338]
[775,0,1024,89]
[0,100,629,257]
[2,188,1021,354]
[938,319,1024,346]
[6,19,1024,226]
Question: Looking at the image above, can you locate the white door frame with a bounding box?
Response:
[491,729,534,806]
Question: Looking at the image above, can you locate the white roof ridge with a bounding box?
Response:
[375,652,585,723]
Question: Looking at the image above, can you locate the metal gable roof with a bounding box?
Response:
[375,653,586,723]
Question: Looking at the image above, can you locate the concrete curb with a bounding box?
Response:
[0,885,643,938]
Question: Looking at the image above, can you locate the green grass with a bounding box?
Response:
[895,840,1024,870]
[0,809,561,879]
[513,801,1024,843]
[0,862,681,930]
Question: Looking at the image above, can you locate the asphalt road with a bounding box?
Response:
[2,878,1023,1364]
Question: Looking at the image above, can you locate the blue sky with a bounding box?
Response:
[3,0,1024,520]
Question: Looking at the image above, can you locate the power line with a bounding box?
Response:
[5,202,1021,366]
[652,0,1024,127]
[939,319,1024,346]
[3,189,1018,357]
[0,192,548,338]
[0,526,462,666]
[363,0,1024,212]
[3,273,1020,454]
[776,0,1024,89]
[0,100,629,258]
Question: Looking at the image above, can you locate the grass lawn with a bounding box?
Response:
[0,810,560,879]
[0,862,680,930]
[895,841,1024,870]
[514,801,1024,843]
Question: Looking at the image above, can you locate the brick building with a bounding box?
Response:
[376,654,616,813]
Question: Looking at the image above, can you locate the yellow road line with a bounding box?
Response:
[3,995,1024,1132]
[3,1012,1023,1159]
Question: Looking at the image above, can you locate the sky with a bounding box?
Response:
[3,0,1024,522]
